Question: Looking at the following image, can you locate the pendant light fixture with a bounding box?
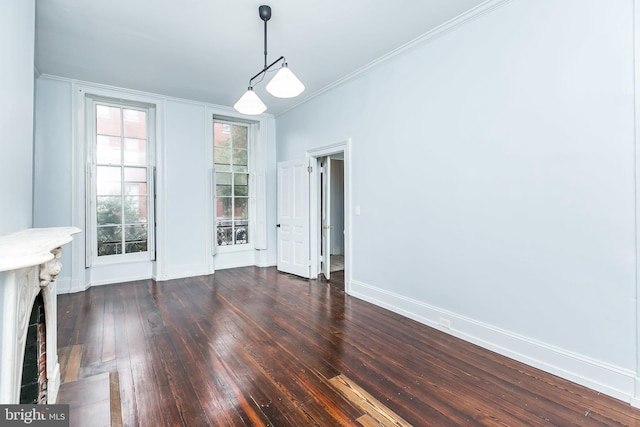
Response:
[233,5,305,115]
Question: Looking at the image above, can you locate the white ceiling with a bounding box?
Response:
[35,0,489,115]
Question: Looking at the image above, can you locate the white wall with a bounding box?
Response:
[0,0,35,236]
[276,0,638,403]
[33,78,74,289]
[162,100,210,279]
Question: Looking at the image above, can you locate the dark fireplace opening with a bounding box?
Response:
[20,293,47,404]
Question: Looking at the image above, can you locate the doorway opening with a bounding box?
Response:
[318,155,345,280]
[308,140,351,292]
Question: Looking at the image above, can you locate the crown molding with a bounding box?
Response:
[277,0,514,117]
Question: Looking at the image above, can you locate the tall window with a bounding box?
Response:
[89,99,154,260]
[214,120,250,246]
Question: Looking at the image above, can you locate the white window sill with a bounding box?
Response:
[91,252,153,266]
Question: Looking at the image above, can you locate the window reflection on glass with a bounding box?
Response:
[96,135,121,164]
[124,167,146,182]
[124,138,146,165]
[234,198,249,220]
[96,106,121,136]
[123,109,146,139]
[96,166,121,195]
[96,197,121,225]
[233,148,248,166]
[217,197,232,219]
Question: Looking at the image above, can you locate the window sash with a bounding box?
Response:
[214,120,252,247]
[87,96,156,264]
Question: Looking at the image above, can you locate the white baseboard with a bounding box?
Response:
[88,273,153,287]
[255,250,277,268]
[154,265,214,282]
[54,277,72,294]
[350,280,636,404]
[55,277,89,294]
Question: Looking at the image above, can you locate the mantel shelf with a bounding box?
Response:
[0,227,81,272]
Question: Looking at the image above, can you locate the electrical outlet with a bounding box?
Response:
[439,317,451,329]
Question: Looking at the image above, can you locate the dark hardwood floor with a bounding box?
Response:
[57,267,640,426]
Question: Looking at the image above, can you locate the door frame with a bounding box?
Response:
[308,139,352,293]
[320,155,332,280]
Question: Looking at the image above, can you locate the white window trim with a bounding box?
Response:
[213,118,256,253]
[206,108,269,260]
[85,95,157,266]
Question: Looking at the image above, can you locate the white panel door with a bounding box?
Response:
[277,158,310,278]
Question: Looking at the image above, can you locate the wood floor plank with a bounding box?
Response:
[81,286,105,366]
[62,345,83,384]
[101,286,116,363]
[109,371,123,427]
[56,266,640,426]
[358,413,386,427]
[112,284,139,427]
[330,374,412,427]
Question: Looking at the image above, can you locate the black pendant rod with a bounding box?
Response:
[249,55,285,86]
[248,5,284,87]
[264,15,268,69]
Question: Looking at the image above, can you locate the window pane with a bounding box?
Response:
[214,147,231,165]
[96,135,121,164]
[124,138,146,165]
[96,105,121,136]
[216,172,231,186]
[234,221,249,244]
[235,173,248,186]
[97,225,122,256]
[233,165,248,173]
[125,182,147,197]
[124,196,147,223]
[125,241,147,254]
[232,125,248,149]
[235,198,249,220]
[97,225,121,242]
[98,242,122,256]
[234,185,248,197]
[123,109,147,139]
[125,224,147,242]
[215,164,231,173]
[97,196,122,225]
[233,148,248,166]
[124,167,147,182]
[216,197,232,219]
[96,166,121,195]
[216,185,231,197]
[214,123,231,147]
[217,224,233,246]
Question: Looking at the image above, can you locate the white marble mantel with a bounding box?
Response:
[0,227,80,404]
[0,227,81,272]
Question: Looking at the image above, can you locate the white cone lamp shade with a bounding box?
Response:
[266,64,305,98]
[234,87,267,115]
